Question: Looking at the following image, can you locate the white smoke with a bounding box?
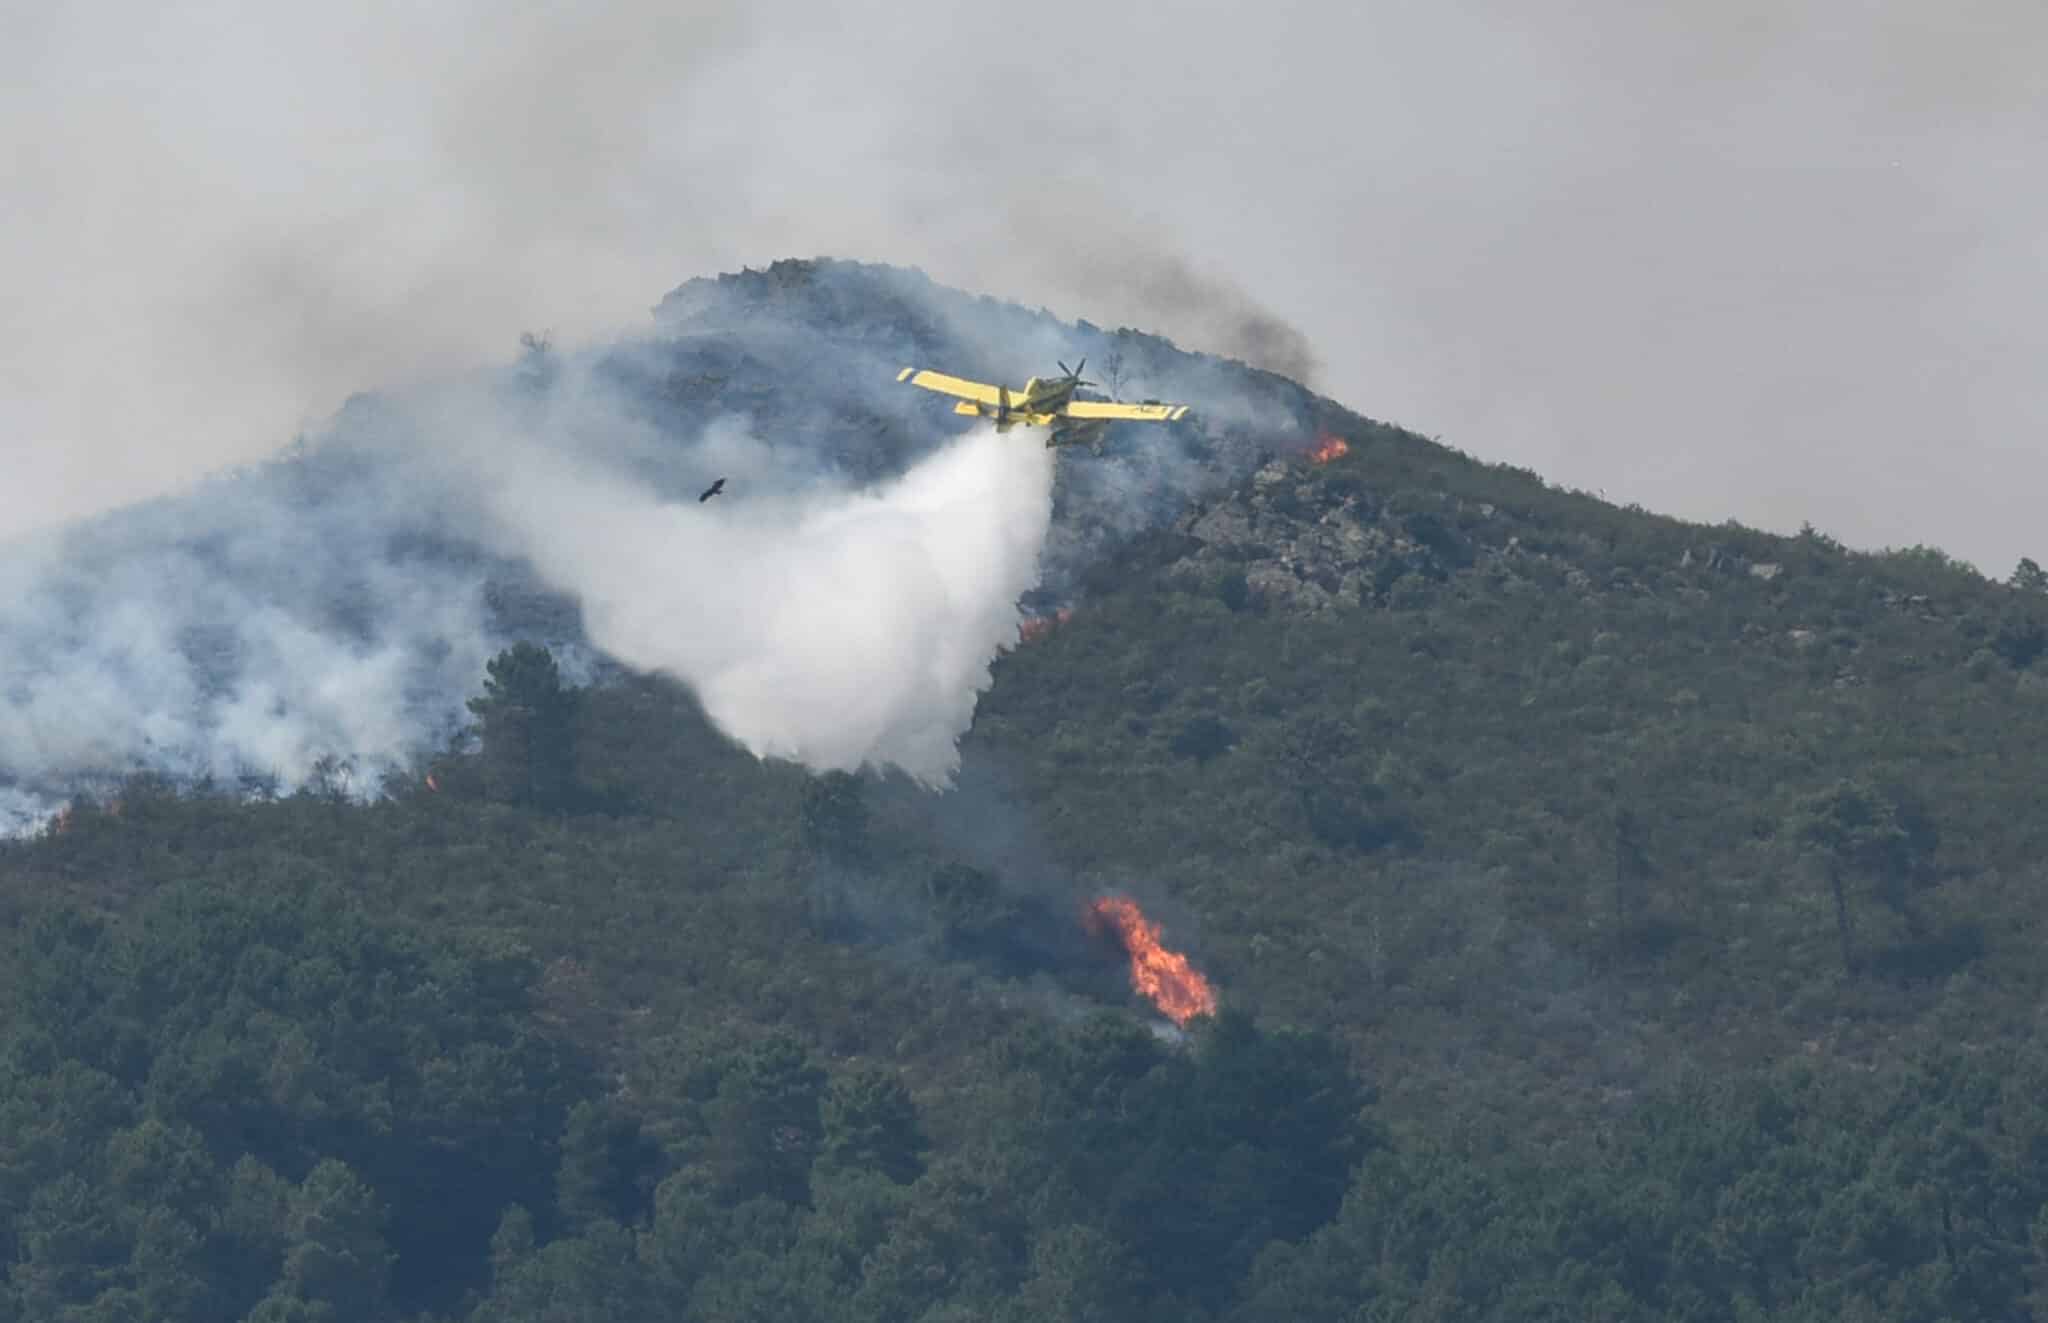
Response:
[0,456,503,834]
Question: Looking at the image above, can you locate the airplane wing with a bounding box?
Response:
[897,367,1010,406]
[1062,400,1192,422]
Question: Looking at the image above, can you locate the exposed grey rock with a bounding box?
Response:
[1246,563,1334,612]
[1188,505,1257,549]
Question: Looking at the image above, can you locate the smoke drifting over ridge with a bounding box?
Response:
[0,0,1312,548]
[13,1,2044,575]
[7,266,1238,835]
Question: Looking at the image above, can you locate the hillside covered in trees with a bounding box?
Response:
[6,259,2048,1321]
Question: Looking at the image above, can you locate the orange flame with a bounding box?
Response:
[1307,433,1350,465]
[425,773,441,793]
[1018,605,1075,644]
[1087,896,1218,1026]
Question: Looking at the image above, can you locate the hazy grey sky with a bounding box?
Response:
[6,0,2043,571]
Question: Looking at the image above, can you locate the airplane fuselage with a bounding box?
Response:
[995,378,1100,446]
[1017,377,1075,410]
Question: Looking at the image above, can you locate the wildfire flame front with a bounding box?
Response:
[1308,433,1350,465]
[1087,895,1218,1027]
[1017,606,1075,645]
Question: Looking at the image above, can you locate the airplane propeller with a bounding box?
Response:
[1057,358,1097,389]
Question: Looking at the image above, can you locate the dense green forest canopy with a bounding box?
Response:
[6,258,2048,1320]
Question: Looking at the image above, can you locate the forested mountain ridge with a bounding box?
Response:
[5,257,2048,1321]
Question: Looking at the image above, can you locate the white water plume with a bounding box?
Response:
[475,419,1056,785]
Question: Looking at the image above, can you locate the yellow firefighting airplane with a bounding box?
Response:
[896,358,1191,452]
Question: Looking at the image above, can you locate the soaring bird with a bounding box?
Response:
[698,477,726,502]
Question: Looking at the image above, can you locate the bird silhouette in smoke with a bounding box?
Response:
[699,478,725,503]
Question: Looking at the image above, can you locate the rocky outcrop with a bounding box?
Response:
[1167,458,1491,612]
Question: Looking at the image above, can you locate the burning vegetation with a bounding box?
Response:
[1086,895,1218,1027]
[1307,433,1350,465]
[1017,606,1075,645]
